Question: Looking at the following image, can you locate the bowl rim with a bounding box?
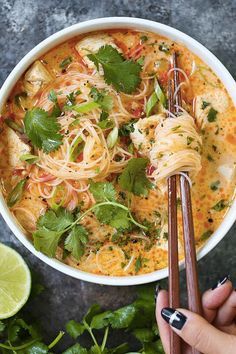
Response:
[0,16,235,286]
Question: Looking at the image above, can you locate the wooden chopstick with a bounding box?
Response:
[167,78,181,354]
[168,53,202,354]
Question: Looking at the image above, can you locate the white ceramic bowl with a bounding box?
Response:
[0,17,235,286]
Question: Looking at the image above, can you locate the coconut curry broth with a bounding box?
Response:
[0,29,235,276]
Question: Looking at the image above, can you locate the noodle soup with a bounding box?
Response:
[1,29,235,276]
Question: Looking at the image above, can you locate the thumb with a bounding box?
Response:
[161,307,236,354]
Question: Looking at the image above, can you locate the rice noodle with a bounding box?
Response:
[150,111,202,184]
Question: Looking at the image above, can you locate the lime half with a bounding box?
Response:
[0,243,31,319]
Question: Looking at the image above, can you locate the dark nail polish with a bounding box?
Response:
[212,275,230,290]
[161,307,187,330]
[155,284,162,303]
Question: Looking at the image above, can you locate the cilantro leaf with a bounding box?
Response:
[119,120,135,136]
[33,207,88,258]
[87,45,142,93]
[133,328,155,343]
[118,158,153,196]
[66,320,85,339]
[83,304,101,325]
[109,304,137,329]
[62,343,88,354]
[89,181,116,202]
[33,229,62,258]
[37,207,74,232]
[24,108,63,153]
[94,205,131,230]
[48,89,61,117]
[64,225,88,260]
[90,311,113,329]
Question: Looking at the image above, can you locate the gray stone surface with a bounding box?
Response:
[0,0,236,351]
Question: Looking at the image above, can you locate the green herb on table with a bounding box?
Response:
[0,274,164,354]
[87,45,142,93]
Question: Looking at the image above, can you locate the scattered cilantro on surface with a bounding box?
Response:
[87,45,142,93]
[118,158,153,196]
[24,107,63,153]
[0,275,164,353]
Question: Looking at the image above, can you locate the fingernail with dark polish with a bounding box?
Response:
[155,284,162,303]
[161,307,187,330]
[212,275,230,290]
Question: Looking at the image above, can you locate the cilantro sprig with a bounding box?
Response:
[33,207,88,259]
[0,281,164,353]
[87,45,142,93]
[33,182,147,258]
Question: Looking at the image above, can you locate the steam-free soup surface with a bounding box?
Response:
[1,29,235,276]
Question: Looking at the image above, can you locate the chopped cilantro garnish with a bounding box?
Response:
[140,35,148,43]
[89,87,113,111]
[207,154,214,162]
[212,199,228,211]
[201,101,210,110]
[87,45,142,93]
[159,43,170,53]
[187,136,194,145]
[207,107,218,122]
[210,180,220,191]
[118,158,153,196]
[200,230,212,241]
[119,120,135,136]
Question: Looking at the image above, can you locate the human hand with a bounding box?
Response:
[155,275,236,354]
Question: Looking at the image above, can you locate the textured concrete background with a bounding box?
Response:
[0,0,236,351]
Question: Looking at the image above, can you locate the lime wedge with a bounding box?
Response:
[0,243,31,319]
